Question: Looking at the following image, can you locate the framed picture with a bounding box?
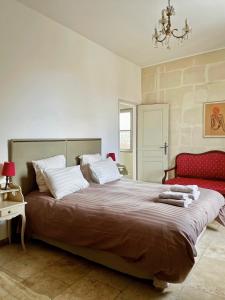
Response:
[204,101,225,137]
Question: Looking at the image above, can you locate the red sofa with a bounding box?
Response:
[162,151,225,196]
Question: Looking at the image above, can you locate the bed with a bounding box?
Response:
[10,139,225,289]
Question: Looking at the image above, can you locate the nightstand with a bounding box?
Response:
[0,184,26,250]
[117,163,128,176]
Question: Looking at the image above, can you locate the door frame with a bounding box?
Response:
[118,99,137,180]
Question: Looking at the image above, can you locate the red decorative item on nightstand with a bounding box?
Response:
[107,153,116,161]
[2,161,16,190]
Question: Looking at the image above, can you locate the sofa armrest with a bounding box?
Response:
[162,167,176,184]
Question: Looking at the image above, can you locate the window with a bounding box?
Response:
[120,109,132,151]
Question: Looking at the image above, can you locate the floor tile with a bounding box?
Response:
[54,277,120,300]
[23,271,68,299]
[185,256,225,298]
[178,286,225,300]
[2,253,50,279]
[0,284,9,298]
[42,254,93,285]
[205,224,225,241]
[203,237,225,261]
[0,243,23,266]
[0,268,24,283]
[194,243,206,263]
[26,240,67,263]
[116,279,181,300]
[197,229,214,249]
[87,265,132,291]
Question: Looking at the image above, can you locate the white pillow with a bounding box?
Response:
[79,153,102,165]
[79,153,102,182]
[43,166,89,199]
[89,158,122,184]
[32,155,66,192]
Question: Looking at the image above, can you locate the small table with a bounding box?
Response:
[0,184,26,250]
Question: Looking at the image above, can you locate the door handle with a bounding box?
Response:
[160,142,168,155]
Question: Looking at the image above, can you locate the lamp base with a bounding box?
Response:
[4,177,9,190]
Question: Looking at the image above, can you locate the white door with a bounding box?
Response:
[137,104,169,183]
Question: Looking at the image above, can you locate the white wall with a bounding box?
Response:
[0,0,141,239]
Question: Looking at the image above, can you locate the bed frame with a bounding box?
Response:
[10,138,206,290]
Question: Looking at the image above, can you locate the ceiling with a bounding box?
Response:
[17,0,225,67]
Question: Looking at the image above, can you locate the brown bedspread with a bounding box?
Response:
[25,179,225,283]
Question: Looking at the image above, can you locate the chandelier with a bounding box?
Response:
[152,0,191,49]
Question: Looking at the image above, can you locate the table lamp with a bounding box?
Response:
[1,161,16,190]
[107,153,116,161]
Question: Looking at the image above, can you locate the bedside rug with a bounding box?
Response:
[0,271,50,300]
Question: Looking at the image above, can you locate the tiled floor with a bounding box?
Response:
[0,222,225,300]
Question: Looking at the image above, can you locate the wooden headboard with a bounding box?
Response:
[9,138,101,195]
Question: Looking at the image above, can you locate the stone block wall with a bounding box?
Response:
[142,49,225,166]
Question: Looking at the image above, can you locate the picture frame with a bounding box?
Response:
[204,101,225,137]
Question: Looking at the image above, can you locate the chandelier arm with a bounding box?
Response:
[155,35,167,43]
[171,30,187,39]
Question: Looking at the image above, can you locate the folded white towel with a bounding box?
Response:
[170,184,199,193]
[187,190,200,201]
[154,198,192,208]
[159,191,190,200]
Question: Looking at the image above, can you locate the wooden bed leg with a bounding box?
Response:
[153,278,169,290]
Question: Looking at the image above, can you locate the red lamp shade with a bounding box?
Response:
[2,162,16,177]
[107,153,116,161]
